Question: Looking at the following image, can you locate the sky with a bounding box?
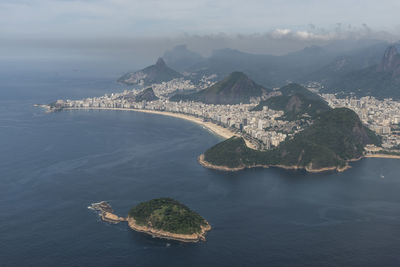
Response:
[1,0,400,38]
[1,0,400,72]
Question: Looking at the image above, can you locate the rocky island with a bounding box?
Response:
[89,198,211,242]
[88,201,126,224]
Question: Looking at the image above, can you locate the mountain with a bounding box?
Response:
[170,72,269,104]
[133,87,159,102]
[118,58,183,86]
[164,41,387,88]
[378,44,400,75]
[252,83,330,120]
[163,45,205,72]
[322,43,400,99]
[304,42,388,84]
[119,87,159,102]
[202,108,381,172]
[185,48,279,87]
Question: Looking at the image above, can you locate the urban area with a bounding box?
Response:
[50,78,400,151]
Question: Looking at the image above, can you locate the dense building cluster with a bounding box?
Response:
[322,94,400,148]
[53,78,400,151]
[151,77,215,97]
[52,79,302,150]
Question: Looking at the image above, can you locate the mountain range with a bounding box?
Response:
[119,39,400,100]
[162,39,388,88]
[321,43,400,99]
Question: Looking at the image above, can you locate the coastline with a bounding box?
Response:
[90,201,211,242]
[61,107,256,149]
[127,217,211,242]
[101,212,127,224]
[54,107,400,174]
[198,154,351,173]
[364,154,400,159]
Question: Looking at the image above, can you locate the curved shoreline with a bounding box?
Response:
[199,154,351,173]
[61,107,256,149]
[127,217,211,243]
[57,107,399,173]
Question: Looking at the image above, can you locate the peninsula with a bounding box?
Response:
[200,108,382,172]
[88,198,211,242]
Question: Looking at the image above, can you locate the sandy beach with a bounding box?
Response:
[62,107,257,149]
[365,154,400,159]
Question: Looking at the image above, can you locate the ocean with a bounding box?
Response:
[1,66,400,266]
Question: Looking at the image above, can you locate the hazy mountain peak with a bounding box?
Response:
[118,57,182,86]
[156,57,167,67]
[378,43,400,75]
[163,45,204,71]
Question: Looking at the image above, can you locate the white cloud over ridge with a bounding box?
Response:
[270,25,377,41]
[1,0,400,39]
[1,0,399,65]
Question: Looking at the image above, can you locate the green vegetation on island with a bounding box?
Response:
[203,108,382,171]
[252,83,330,120]
[128,198,208,235]
[170,72,269,105]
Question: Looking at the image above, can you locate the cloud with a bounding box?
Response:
[1,0,400,39]
[269,24,395,42]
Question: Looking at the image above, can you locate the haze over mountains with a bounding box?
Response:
[160,39,389,88]
[118,39,400,100]
[323,43,400,99]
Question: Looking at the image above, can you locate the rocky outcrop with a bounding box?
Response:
[378,44,400,78]
[118,57,183,86]
[127,217,211,242]
[88,201,126,224]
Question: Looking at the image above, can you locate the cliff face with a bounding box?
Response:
[170,72,268,104]
[324,43,400,99]
[378,44,400,78]
[163,45,204,71]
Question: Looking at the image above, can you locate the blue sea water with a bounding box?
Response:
[1,67,400,266]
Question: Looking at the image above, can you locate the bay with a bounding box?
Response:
[1,69,400,266]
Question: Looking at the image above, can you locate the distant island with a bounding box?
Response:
[89,198,211,242]
[128,198,211,242]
